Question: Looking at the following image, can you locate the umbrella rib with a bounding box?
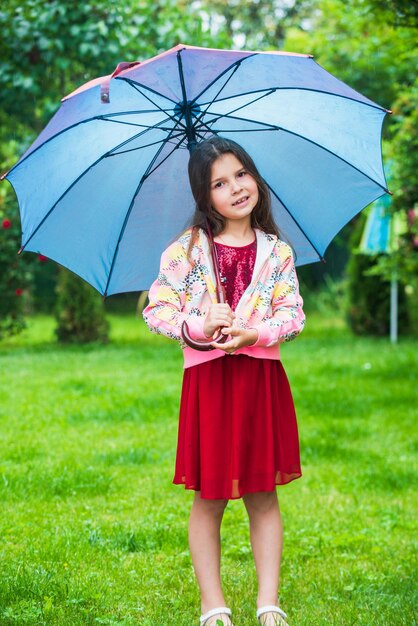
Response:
[101,107,175,115]
[103,117,175,155]
[193,63,242,128]
[204,112,280,136]
[137,129,210,182]
[201,128,276,133]
[99,109,182,131]
[190,55,256,105]
[177,49,199,150]
[115,76,178,104]
[4,107,176,178]
[196,89,275,130]
[198,86,389,114]
[208,112,390,194]
[176,49,217,150]
[145,135,186,178]
[3,119,103,177]
[190,115,222,140]
[198,87,273,108]
[101,119,182,132]
[19,121,174,254]
[265,182,324,262]
[103,127,184,297]
[204,110,278,131]
[118,78,186,129]
[107,132,185,156]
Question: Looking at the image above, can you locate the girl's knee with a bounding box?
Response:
[243,490,278,514]
[194,491,229,513]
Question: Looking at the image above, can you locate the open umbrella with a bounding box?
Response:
[1,43,390,298]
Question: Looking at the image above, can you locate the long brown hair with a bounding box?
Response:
[185,136,282,260]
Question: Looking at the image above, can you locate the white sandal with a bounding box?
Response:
[200,606,232,626]
[257,604,289,625]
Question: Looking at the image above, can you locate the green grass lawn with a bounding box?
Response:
[0,312,416,625]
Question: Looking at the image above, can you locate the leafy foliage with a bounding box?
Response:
[0,0,214,338]
[0,0,210,132]
[383,79,418,282]
[361,0,418,28]
[285,0,417,331]
[285,0,418,110]
[345,79,418,335]
[197,0,313,49]
[0,0,417,336]
[0,197,35,339]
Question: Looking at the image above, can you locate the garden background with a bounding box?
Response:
[0,1,417,624]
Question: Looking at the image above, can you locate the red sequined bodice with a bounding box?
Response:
[214,238,257,311]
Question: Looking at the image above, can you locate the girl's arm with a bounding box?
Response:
[250,243,305,348]
[142,238,207,343]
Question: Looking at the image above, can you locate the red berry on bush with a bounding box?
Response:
[2,218,11,229]
[38,254,48,262]
[15,288,23,296]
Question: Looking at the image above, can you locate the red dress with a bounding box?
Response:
[172,238,302,500]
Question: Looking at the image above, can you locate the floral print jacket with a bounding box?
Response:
[142,227,305,368]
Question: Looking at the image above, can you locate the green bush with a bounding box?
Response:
[54,268,109,343]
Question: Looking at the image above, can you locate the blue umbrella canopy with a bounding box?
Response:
[2,44,390,296]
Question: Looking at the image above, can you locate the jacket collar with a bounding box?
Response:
[198,227,277,302]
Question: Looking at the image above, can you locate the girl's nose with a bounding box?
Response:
[231,179,242,192]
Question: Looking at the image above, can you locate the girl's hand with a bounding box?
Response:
[211,326,258,354]
[203,303,235,338]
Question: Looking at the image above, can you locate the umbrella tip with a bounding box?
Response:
[386,109,393,114]
[387,189,393,196]
[0,170,9,181]
[18,246,24,255]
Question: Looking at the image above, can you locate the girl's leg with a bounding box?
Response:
[242,491,284,616]
[188,491,231,623]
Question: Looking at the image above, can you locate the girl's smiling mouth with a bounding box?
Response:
[232,195,250,206]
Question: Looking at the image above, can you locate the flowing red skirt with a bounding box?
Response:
[173,354,302,500]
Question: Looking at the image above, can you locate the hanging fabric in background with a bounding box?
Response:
[359,193,407,344]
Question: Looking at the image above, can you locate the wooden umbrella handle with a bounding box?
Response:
[181,320,228,351]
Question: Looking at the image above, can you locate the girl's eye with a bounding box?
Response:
[238,170,247,177]
[214,181,224,188]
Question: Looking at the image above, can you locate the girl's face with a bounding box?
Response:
[209,153,259,226]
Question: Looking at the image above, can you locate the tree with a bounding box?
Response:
[284,0,418,328]
[284,0,417,112]
[198,0,313,50]
[54,268,110,343]
[2,0,416,334]
[0,0,219,335]
[363,80,418,288]
[0,206,34,339]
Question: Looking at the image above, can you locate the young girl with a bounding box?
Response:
[142,136,305,626]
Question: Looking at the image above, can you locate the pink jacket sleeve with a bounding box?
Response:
[142,239,208,343]
[250,245,305,348]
